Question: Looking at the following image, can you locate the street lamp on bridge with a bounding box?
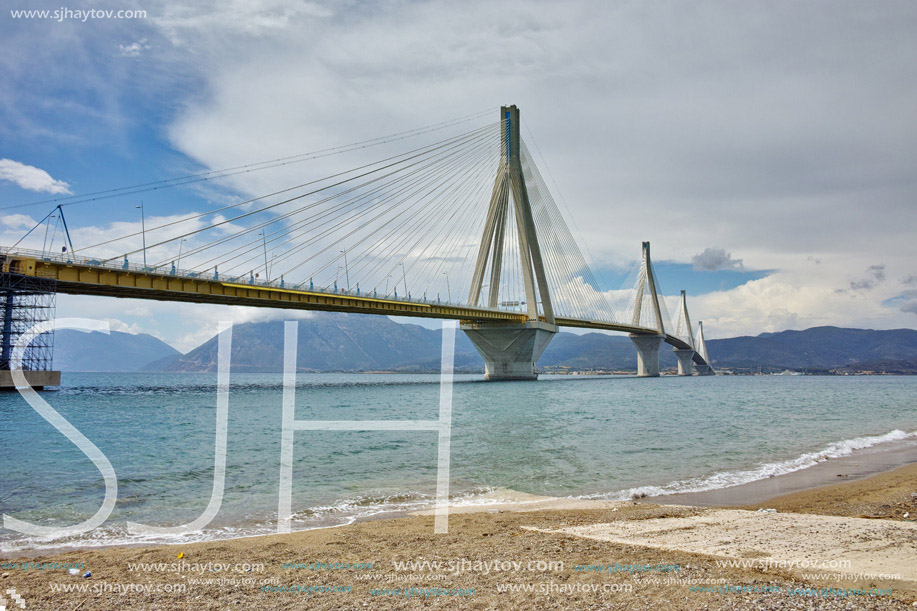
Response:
[259,231,269,282]
[341,248,350,292]
[176,238,187,270]
[135,202,147,268]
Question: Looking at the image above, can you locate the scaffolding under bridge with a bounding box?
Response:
[0,272,61,389]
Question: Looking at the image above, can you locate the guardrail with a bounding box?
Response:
[3,247,634,328]
[1,247,505,313]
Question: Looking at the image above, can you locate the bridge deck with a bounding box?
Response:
[1,249,706,365]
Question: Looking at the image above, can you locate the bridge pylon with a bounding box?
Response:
[462,105,557,380]
[693,320,714,375]
[629,241,666,377]
[673,289,696,376]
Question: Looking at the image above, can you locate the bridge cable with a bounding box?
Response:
[100,123,499,262]
[163,128,497,275]
[0,109,495,212]
[521,117,626,319]
[82,122,498,255]
[332,136,499,296]
[271,132,498,288]
[255,129,499,284]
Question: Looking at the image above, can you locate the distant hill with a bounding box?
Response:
[539,332,676,370]
[707,326,917,371]
[538,326,917,373]
[145,313,483,373]
[59,314,916,374]
[54,329,180,372]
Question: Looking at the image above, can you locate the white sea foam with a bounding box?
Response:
[586,428,917,501]
[0,488,502,554]
[4,430,914,554]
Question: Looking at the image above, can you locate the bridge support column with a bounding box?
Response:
[0,272,60,390]
[461,321,557,381]
[673,348,695,376]
[630,334,664,377]
[695,363,714,376]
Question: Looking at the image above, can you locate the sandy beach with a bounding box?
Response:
[2,458,916,610]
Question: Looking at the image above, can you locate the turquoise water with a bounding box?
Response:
[1,373,915,552]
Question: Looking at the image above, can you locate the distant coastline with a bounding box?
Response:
[53,318,917,374]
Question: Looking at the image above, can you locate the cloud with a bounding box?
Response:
[692,248,744,272]
[901,274,917,286]
[103,318,146,334]
[154,1,332,48]
[0,159,71,194]
[849,264,886,290]
[153,0,917,268]
[4,1,917,341]
[866,264,886,282]
[888,289,917,317]
[0,213,37,230]
[689,271,911,338]
[119,38,151,57]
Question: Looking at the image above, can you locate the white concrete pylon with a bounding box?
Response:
[467,105,554,324]
[672,290,696,375]
[631,241,665,335]
[629,241,666,378]
[678,290,695,349]
[463,106,558,381]
[631,334,664,377]
[694,320,714,375]
[695,320,709,362]
[674,348,695,376]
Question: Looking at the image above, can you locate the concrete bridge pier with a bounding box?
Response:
[461,321,557,381]
[674,348,695,376]
[694,363,715,376]
[630,334,664,377]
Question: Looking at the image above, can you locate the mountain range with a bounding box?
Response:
[50,312,917,374]
[54,329,180,372]
[142,313,483,373]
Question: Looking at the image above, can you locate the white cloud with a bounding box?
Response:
[103,318,145,334]
[119,38,151,57]
[141,0,917,340]
[6,1,917,342]
[690,267,917,339]
[155,0,332,47]
[0,159,71,194]
[0,213,38,230]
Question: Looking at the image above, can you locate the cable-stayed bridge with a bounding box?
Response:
[1,106,713,382]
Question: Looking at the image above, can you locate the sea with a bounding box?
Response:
[1,373,915,553]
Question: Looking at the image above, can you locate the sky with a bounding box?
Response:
[1,0,915,351]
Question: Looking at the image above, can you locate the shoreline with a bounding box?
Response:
[2,464,916,610]
[644,431,917,507]
[3,428,914,559]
